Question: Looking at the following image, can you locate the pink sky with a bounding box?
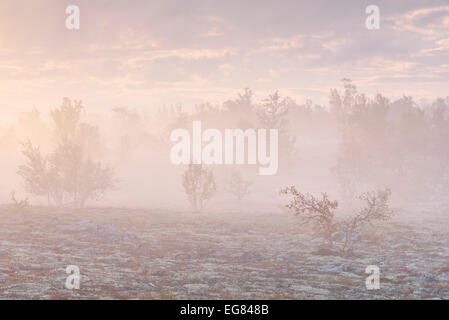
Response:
[0,0,448,119]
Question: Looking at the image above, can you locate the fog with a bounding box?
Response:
[1,83,448,214]
[1,0,448,300]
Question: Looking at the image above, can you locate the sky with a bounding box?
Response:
[0,0,448,119]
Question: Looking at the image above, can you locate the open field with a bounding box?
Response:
[0,205,448,299]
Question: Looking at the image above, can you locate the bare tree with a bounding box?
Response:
[182,164,217,212]
[47,139,114,207]
[257,91,288,128]
[18,99,115,207]
[18,141,54,204]
[257,91,296,162]
[223,88,254,114]
[280,186,393,256]
[280,186,338,247]
[225,169,252,201]
[338,189,393,255]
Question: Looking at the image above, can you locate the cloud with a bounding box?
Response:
[391,5,449,39]
[256,77,272,83]
[391,6,449,56]
[0,1,448,111]
[218,64,234,76]
[201,16,225,38]
[123,48,238,67]
[321,38,351,53]
[257,32,350,56]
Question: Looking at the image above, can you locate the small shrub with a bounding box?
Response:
[182,164,217,212]
[338,189,393,255]
[225,169,252,201]
[280,186,393,256]
[279,187,338,247]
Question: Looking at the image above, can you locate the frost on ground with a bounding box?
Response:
[0,205,448,299]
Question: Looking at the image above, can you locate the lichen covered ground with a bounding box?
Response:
[0,205,448,299]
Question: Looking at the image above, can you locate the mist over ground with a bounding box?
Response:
[0,0,448,300]
[1,83,448,213]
